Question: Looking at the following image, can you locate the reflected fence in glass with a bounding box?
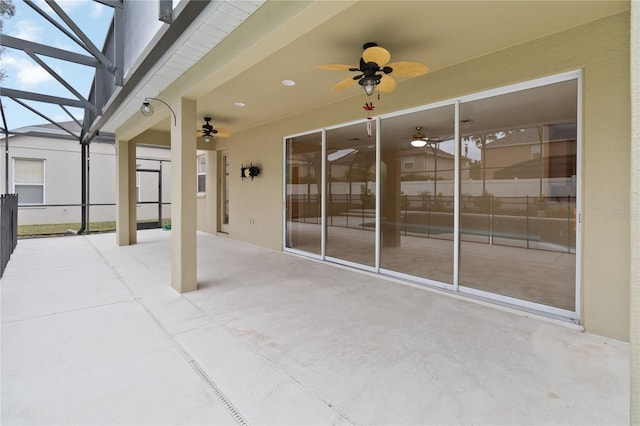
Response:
[288,194,321,225]
[394,193,454,240]
[318,190,577,253]
[326,182,376,230]
[459,194,576,253]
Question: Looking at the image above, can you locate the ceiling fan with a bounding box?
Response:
[410,126,450,147]
[198,117,230,143]
[318,42,429,96]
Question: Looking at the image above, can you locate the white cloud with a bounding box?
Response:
[54,40,76,52]
[27,1,107,47]
[53,111,84,122]
[11,20,44,43]
[90,3,104,19]
[33,0,55,15]
[57,0,90,11]
[0,54,53,88]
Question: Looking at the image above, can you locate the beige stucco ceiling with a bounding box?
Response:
[115,0,629,140]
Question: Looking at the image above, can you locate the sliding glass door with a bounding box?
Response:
[379,106,455,285]
[325,123,377,268]
[285,132,322,256]
[459,79,578,311]
[283,73,579,317]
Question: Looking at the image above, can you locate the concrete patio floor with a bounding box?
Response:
[0,229,630,425]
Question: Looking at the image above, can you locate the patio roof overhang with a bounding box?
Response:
[101,0,630,141]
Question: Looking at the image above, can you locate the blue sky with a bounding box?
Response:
[1,0,113,131]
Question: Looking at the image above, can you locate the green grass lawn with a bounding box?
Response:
[18,219,171,237]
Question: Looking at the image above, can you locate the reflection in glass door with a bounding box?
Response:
[459,79,577,311]
[285,133,322,256]
[283,73,579,318]
[379,106,455,284]
[325,123,376,268]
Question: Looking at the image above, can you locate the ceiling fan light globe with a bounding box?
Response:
[203,134,212,143]
[411,139,428,148]
[140,102,154,116]
[364,84,375,96]
[362,76,377,96]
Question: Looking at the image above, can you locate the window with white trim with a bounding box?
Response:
[403,156,415,170]
[13,158,45,205]
[531,144,541,160]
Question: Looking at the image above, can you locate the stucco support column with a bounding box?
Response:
[629,1,639,423]
[381,149,402,247]
[115,138,137,246]
[170,98,197,293]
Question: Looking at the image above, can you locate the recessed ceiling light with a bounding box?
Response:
[234,102,246,107]
[282,80,296,87]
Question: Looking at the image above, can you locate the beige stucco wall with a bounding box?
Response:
[213,126,285,249]
[210,12,630,340]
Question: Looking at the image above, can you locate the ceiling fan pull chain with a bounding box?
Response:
[363,101,375,138]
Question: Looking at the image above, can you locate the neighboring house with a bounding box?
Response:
[400,145,469,181]
[484,125,576,180]
[464,125,578,198]
[0,122,172,226]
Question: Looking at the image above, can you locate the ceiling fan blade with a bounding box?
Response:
[317,63,357,71]
[216,128,231,138]
[332,76,358,91]
[387,61,429,77]
[378,75,397,93]
[362,46,390,66]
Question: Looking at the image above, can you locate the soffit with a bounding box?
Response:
[100,0,266,135]
[109,0,629,139]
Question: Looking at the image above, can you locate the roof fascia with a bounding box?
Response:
[85,0,210,143]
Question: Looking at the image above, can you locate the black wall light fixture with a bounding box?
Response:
[240,163,260,180]
[140,97,176,126]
